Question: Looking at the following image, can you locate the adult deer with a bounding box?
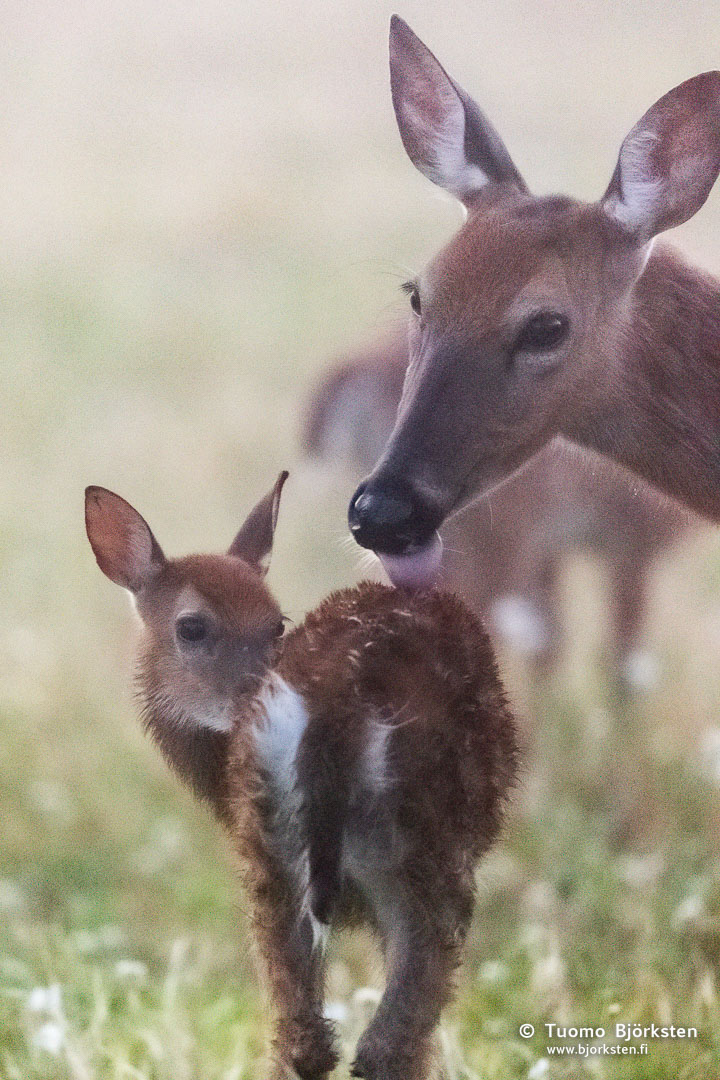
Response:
[348,17,720,584]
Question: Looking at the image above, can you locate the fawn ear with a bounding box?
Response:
[228,471,288,575]
[389,15,527,204]
[85,486,166,593]
[602,71,720,243]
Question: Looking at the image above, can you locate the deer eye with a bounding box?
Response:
[515,311,569,353]
[274,620,285,638]
[176,613,210,644]
[402,280,422,317]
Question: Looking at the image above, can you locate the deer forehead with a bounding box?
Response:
[425,200,614,322]
[141,554,281,632]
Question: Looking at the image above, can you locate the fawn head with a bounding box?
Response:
[349,16,720,562]
[85,473,288,732]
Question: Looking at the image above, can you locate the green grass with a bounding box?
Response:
[3,0,720,1076]
[4,668,720,1079]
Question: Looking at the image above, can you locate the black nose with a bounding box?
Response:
[348,477,441,554]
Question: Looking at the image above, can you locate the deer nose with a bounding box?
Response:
[348,477,441,554]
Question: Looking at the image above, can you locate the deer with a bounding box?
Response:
[304,329,693,689]
[84,475,518,1080]
[348,16,720,588]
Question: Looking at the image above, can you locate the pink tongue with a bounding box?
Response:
[377,533,443,590]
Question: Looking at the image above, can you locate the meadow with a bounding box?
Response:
[3,0,720,1076]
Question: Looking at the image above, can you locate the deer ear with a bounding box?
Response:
[227,471,288,575]
[602,71,720,243]
[389,16,527,204]
[85,486,166,593]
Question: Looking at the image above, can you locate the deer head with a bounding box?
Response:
[85,473,288,733]
[348,16,720,574]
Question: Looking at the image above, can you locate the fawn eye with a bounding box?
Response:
[515,311,569,353]
[176,613,209,644]
[274,620,285,638]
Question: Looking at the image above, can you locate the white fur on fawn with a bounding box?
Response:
[361,719,392,795]
[253,674,328,951]
[190,703,234,734]
[253,678,401,951]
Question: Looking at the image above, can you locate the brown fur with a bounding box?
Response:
[304,332,693,683]
[229,583,517,1080]
[348,21,720,558]
[86,483,518,1080]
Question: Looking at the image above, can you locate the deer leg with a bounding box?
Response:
[240,822,337,1080]
[513,549,562,680]
[351,880,471,1080]
[609,558,657,696]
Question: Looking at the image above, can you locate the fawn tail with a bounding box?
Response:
[298,728,353,925]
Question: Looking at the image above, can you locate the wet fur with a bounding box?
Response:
[87,480,518,1079]
[142,582,517,1080]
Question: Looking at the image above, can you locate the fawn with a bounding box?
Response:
[304,329,693,688]
[85,474,518,1080]
[349,17,720,578]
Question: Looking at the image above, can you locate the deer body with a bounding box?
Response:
[348,17,720,582]
[86,478,517,1080]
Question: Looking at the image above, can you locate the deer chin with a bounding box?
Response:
[377,533,443,590]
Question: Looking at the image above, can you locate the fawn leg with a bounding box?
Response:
[351,883,471,1080]
[241,830,337,1080]
[609,556,656,696]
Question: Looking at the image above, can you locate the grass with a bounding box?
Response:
[3,0,720,1076]
[4,647,720,1079]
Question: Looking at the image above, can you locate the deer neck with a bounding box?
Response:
[136,659,257,823]
[567,243,720,519]
[143,703,232,822]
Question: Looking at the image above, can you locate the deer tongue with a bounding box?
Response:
[377,533,443,590]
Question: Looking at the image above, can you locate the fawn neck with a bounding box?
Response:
[566,245,720,520]
[137,650,275,822]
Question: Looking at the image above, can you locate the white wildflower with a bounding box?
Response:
[26,984,67,1056]
[673,893,705,926]
[27,984,62,1015]
[32,1021,65,1055]
[478,960,509,985]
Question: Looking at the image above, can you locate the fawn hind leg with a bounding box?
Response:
[608,556,655,697]
[241,829,337,1080]
[351,875,472,1080]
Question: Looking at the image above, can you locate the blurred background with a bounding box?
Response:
[2,1,720,1076]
